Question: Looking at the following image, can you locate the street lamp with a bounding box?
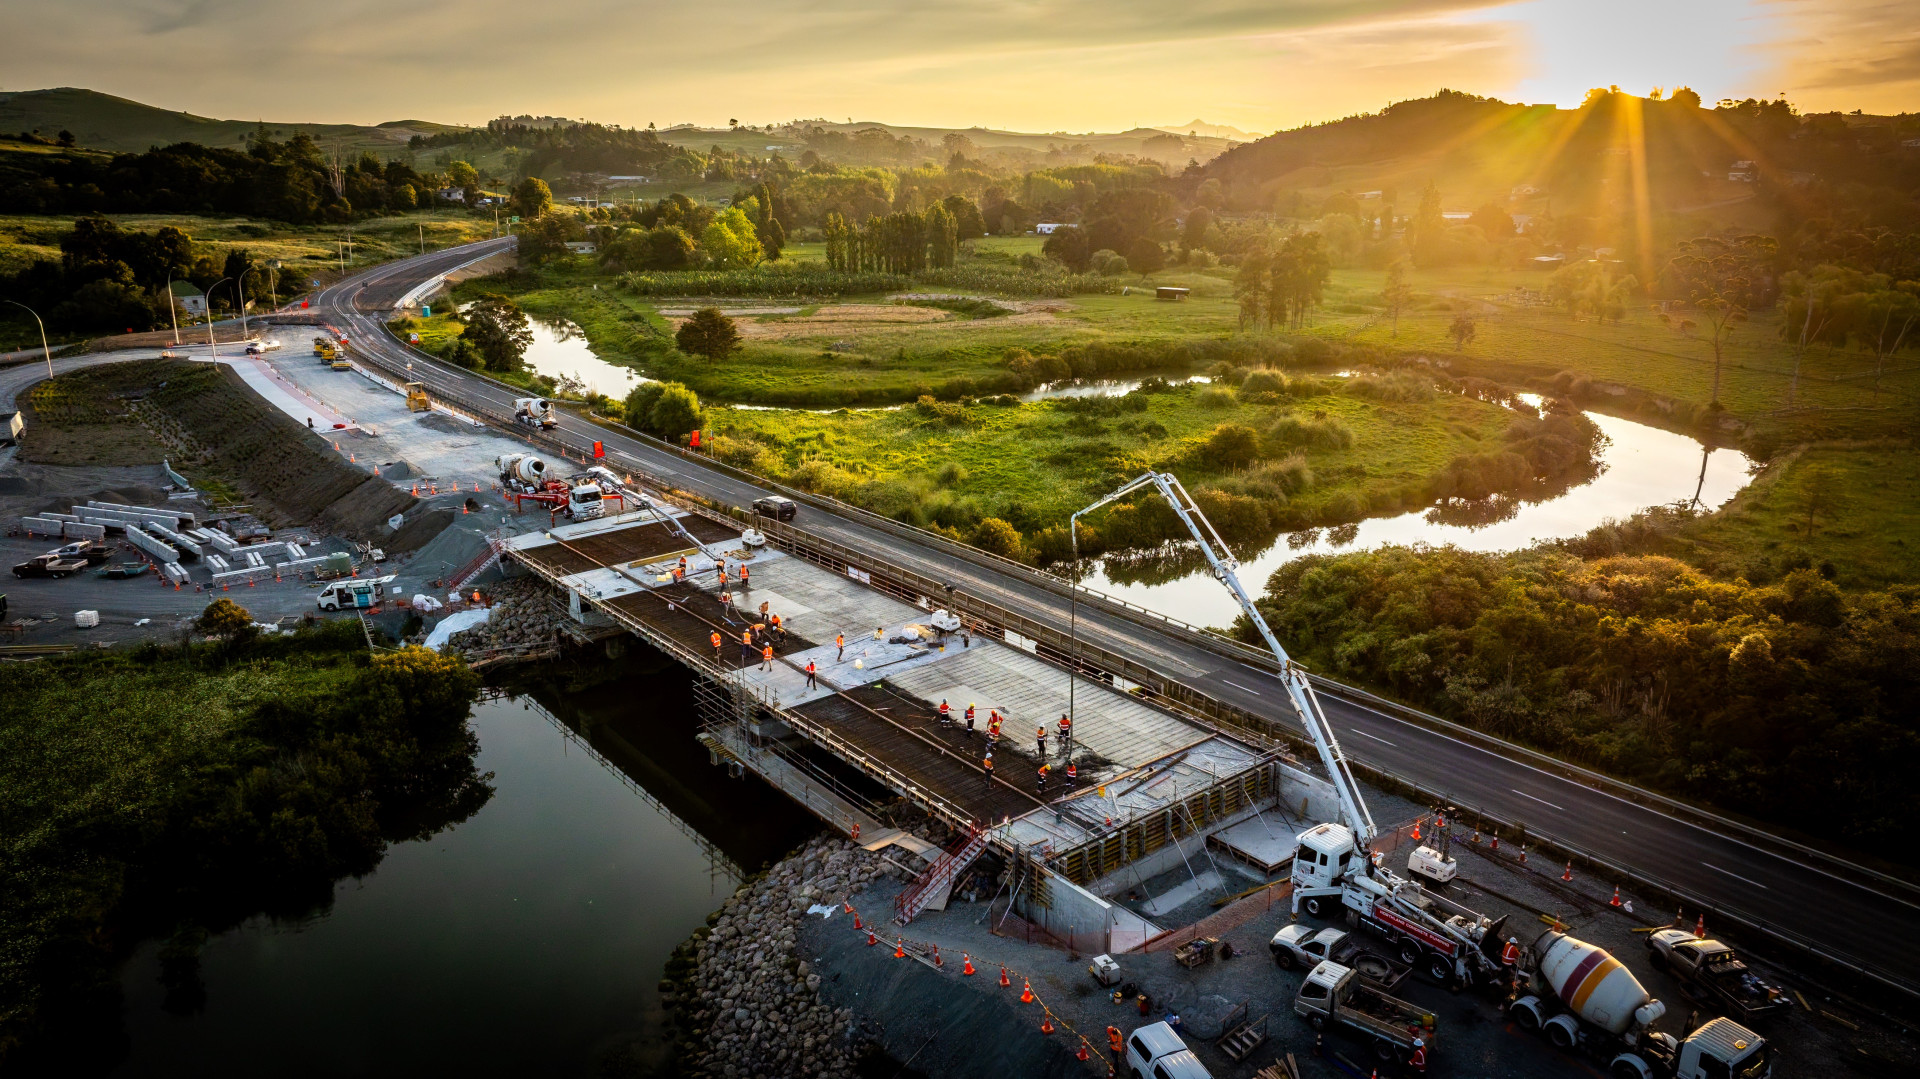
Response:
[3,300,54,378]
[204,277,231,358]
[163,271,182,345]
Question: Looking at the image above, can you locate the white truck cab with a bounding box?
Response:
[1124,1021,1212,1079]
[569,483,605,520]
[317,575,394,611]
[1292,821,1360,917]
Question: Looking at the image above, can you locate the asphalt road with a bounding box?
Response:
[148,238,1920,995]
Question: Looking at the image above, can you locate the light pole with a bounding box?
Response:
[163,271,182,345]
[418,222,425,255]
[204,277,231,359]
[237,276,250,341]
[4,300,54,378]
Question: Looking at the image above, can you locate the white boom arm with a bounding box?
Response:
[1070,472,1376,848]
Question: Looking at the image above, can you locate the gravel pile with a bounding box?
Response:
[661,825,939,1079]
[443,576,567,656]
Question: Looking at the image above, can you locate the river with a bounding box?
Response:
[1078,402,1756,628]
[108,668,816,1078]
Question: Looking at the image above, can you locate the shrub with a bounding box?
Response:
[1200,423,1261,470]
[1322,490,1366,522]
[1197,386,1237,409]
[1343,369,1436,403]
[1264,413,1354,450]
[935,461,968,486]
[1240,369,1287,396]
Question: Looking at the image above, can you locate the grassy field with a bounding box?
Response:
[708,380,1519,533]
[1668,442,1920,587]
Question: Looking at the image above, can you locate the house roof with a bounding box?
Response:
[168,280,204,297]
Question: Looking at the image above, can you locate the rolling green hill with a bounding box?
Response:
[0,87,466,154]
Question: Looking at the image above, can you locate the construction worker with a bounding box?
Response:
[873,625,884,641]
[1409,1036,1428,1075]
[805,660,818,689]
[770,612,783,641]
[1501,937,1522,967]
[1066,761,1078,789]
[1036,763,1049,795]
[939,699,951,728]
[982,754,994,790]
[678,555,688,577]
[988,710,1001,737]
[1036,726,1048,757]
[740,627,753,663]
[739,563,749,586]
[717,562,728,585]
[836,632,845,661]
[761,643,774,672]
[1107,1027,1123,1069]
[965,705,976,739]
[1058,713,1072,755]
[719,590,735,623]
[710,630,723,659]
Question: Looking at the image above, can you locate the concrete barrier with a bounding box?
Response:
[19,516,63,536]
[61,521,107,540]
[123,524,180,564]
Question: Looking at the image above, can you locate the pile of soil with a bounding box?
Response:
[17,359,417,542]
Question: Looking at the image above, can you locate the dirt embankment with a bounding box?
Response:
[19,358,416,540]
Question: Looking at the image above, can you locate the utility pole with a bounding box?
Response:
[237,277,250,340]
[4,300,54,378]
[337,241,344,276]
[164,271,181,344]
[418,222,425,255]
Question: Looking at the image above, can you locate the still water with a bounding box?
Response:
[110,670,815,1077]
[1080,406,1757,628]
[522,316,647,397]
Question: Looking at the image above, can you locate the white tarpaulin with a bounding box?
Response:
[412,594,445,612]
[422,607,491,651]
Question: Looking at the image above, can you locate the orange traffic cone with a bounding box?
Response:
[1077,1044,1090,1061]
[411,483,418,496]
[844,902,854,914]
[1519,846,1527,864]
[931,945,942,967]
[962,954,976,976]
[866,929,876,947]
[462,503,469,514]
[1040,1015,1054,1035]
[1695,913,1705,936]
[1411,819,1422,842]
[349,453,355,462]
[1563,862,1574,882]
[1610,887,1622,908]
[1020,981,1034,1004]
[1435,812,1446,829]
[999,966,1010,987]
[1490,834,1499,852]
[853,912,863,930]
[893,939,905,959]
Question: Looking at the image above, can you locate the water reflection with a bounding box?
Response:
[108,667,816,1077]
[1084,409,1755,627]
[1020,374,1210,402]
[522,316,647,397]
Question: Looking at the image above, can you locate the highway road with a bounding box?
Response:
[102,238,1920,996]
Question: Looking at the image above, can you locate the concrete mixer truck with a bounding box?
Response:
[1510,929,1773,1079]
[496,453,606,521]
[514,397,557,430]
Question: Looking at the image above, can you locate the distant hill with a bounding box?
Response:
[0,88,466,155]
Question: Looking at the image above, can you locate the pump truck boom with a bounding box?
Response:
[1069,472,1504,988]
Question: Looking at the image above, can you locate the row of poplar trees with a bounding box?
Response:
[822,204,958,273]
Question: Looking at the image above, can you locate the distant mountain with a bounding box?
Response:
[0,87,466,154]
[1163,119,1262,141]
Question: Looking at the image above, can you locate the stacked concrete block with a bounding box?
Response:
[123,524,181,564]
[61,521,107,540]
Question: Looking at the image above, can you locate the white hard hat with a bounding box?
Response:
[1414,1037,1425,1047]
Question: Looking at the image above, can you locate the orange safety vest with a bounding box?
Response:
[836,634,844,647]
[740,566,749,581]
[1108,1027,1123,1052]
[806,662,816,674]
[771,614,780,627]
[983,757,993,772]
[1067,763,1077,779]
[741,629,752,644]
[1037,728,1047,739]
[763,645,773,660]
[1501,940,1521,965]
[965,705,975,720]
[1410,1045,1427,1070]
[940,701,950,714]
[710,632,721,649]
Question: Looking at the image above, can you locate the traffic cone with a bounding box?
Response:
[1610,887,1622,908]
[866,929,876,947]
[1411,819,1422,842]
[411,483,418,496]
[1695,913,1705,937]
[844,902,854,913]
[852,912,863,930]
[1563,861,1574,882]
[349,453,355,462]
[1435,812,1446,829]
[999,966,1010,987]
[894,940,905,959]
[1519,846,1527,864]
[962,954,976,976]
[930,945,941,967]
[1021,981,1034,1004]
[1077,1044,1090,1061]
[1490,834,1499,852]
[1040,1015,1054,1035]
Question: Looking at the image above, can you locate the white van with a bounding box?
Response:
[317,575,395,611]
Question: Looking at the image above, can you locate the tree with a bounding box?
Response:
[1381,261,1412,337]
[445,160,479,201]
[1779,269,1837,408]
[1126,237,1165,276]
[676,307,741,362]
[1409,181,1446,268]
[1467,202,1515,239]
[49,278,156,333]
[56,129,75,148]
[1202,423,1260,469]
[1269,232,1331,328]
[636,225,697,270]
[510,176,553,219]
[1664,235,1776,406]
[700,207,762,269]
[969,517,1024,561]
[459,294,533,372]
[648,382,704,440]
[1041,227,1091,273]
[517,213,573,265]
[1181,206,1213,253]
[941,194,987,240]
[924,204,958,269]
[1449,312,1478,350]
[196,597,255,638]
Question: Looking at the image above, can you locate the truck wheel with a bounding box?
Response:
[1371,1039,1396,1063]
[1303,896,1330,918]
[1306,1014,1326,1032]
[1427,953,1454,984]
[1274,950,1294,970]
[1509,1002,1540,1031]
[1399,941,1422,967]
[1547,1020,1577,1050]
[1613,1062,1647,1079]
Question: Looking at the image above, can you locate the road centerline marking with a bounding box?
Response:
[1350,729,1395,747]
[1219,678,1261,695]
[1702,862,1769,889]
[1509,788,1565,812]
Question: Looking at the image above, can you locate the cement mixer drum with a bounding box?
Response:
[496,453,548,485]
[1535,931,1657,1037]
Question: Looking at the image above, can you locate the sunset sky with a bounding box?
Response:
[9,0,1916,133]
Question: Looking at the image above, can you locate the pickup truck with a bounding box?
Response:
[53,539,113,565]
[1270,926,1411,991]
[13,554,89,578]
[1122,1021,1212,1079]
[1294,960,1436,1066]
[1647,930,1791,1023]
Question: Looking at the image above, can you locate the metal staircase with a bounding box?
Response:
[894,825,989,925]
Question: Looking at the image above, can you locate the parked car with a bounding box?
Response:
[53,540,113,565]
[1123,1021,1212,1079]
[245,338,282,354]
[752,495,797,521]
[13,554,89,578]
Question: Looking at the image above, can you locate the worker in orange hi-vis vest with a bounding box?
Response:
[740,627,753,663]
[1108,1027,1123,1069]
[836,632,845,661]
[1066,761,1078,789]
[1058,713,1072,754]
[1409,1037,1428,1075]
[805,660,817,690]
[710,631,722,659]
[981,754,994,790]
[678,555,688,577]
[964,703,976,739]
[761,643,774,672]
[938,699,951,727]
[740,563,749,586]
[1036,726,1048,757]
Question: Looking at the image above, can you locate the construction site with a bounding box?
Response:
[7,240,1918,1079]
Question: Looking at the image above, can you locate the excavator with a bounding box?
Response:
[1070,472,1506,987]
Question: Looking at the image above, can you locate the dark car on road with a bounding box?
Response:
[752,495,797,522]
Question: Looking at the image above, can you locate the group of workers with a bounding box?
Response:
[948,700,1081,796]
